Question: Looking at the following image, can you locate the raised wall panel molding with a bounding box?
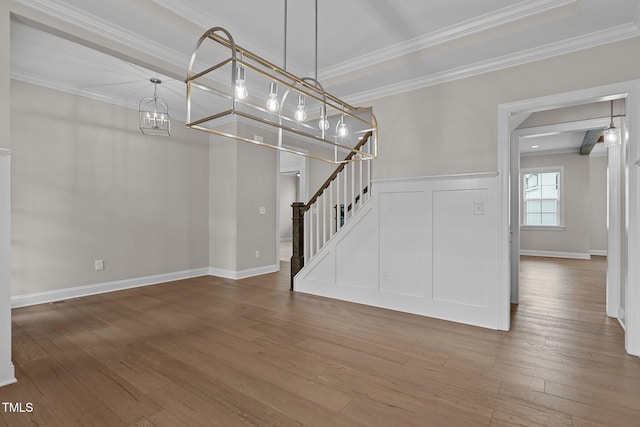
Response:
[296,174,503,330]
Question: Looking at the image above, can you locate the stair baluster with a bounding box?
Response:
[291,131,374,288]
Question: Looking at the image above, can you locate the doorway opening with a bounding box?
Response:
[514,114,613,329]
[498,81,640,356]
[277,150,308,266]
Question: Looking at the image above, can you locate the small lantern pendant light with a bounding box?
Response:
[139,78,171,136]
[603,100,620,147]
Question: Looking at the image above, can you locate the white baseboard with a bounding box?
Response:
[209,264,279,280]
[590,249,608,256]
[0,364,16,388]
[11,264,281,310]
[520,250,590,260]
[11,268,210,308]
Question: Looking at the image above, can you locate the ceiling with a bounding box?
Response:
[519,130,607,157]
[9,0,640,122]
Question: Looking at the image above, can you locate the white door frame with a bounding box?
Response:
[510,117,614,303]
[276,150,309,267]
[498,81,640,356]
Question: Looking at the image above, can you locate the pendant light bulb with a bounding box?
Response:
[266,82,280,112]
[604,100,621,147]
[337,114,348,137]
[235,66,248,100]
[318,106,330,130]
[295,94,307,122]
[604,125,620,146]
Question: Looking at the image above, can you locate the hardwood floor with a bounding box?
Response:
[1,257,639,426]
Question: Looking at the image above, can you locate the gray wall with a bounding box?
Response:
[369,36,640,179]
[10,81,210,295]
[520,153,590,255]
[6,29,640,297]
[236,140,277,270]
[589,156,608,254]
[209,122,278,273]
[279,174,297,240]
[209,125,238,272]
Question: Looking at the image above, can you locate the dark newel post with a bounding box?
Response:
[291,202,305,291]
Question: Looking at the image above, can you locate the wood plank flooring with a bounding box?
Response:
[1,256,639,426]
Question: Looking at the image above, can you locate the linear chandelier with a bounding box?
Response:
[185,2,378,164]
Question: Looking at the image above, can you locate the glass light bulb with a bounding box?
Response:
[235,79,248,100]
[266,83,279,112]
[318,119,329,130]
[604,126,620,147]
[266,93,280,112]
[337,122,348,137]
[234,65,248,100]
[295,105,307,122]
[295,95,307,122]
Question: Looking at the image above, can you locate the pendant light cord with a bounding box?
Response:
[283,0,287,71]
[610,100,614,127]
[315,0,318,82]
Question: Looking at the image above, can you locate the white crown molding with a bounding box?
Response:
[150,0,306,78]
[319,0,577,80]
[344,22,640,106]
[11,71,191,122]
[12,0,189,71]
[13,0,640,112]
[11,70,139,109]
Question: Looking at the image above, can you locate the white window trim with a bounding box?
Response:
[520,166,564,229]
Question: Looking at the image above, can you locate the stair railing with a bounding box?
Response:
[290,131,374,289]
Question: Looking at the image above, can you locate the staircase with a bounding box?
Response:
[290,131,374,288]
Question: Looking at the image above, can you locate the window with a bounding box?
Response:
[521,167,563,227]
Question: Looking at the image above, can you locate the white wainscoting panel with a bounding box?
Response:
[303,249,335,285]
[379,191,429,298]
[432,189,491,308]
[336,207,379,290]
[295,173,503,330]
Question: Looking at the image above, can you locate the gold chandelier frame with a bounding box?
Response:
[186,27,378,164]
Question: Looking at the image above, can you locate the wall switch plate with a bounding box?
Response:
[381,270,389,280]
[259,206,266,215]
[95,259,104,271]
[255,250,261,259]
[473,201,484,215]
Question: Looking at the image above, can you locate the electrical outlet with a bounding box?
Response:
[255,250,261,259]
[259,206,266,215]
[381,270,389,280]
[95,259,104,271]
[254,135,263,143]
